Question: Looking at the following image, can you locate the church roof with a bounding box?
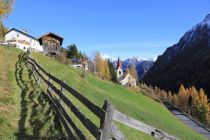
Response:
[117,57,122,69]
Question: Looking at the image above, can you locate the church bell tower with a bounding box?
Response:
[116,57,123,81]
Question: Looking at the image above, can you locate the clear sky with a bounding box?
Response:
[4,0,210,59]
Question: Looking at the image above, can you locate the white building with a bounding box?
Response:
[5,28,43,52]
[70,60,89,71]
[116,57,137,87]
[70,64,83,69]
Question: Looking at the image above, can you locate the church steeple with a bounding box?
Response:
[117,57,122,69]
[116,57,123,81]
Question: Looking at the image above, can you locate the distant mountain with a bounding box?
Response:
[136,60,154,79]
[101,54,117,62]
[143,14,210,97]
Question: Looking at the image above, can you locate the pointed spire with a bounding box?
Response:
[117,57,122,69]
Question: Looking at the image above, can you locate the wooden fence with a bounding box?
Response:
[26,51,127,140]
[25,51,178,140]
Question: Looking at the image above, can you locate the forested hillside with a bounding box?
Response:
[143,14,210,98]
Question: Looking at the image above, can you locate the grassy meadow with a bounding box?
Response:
[31,51,207,140]
[0,46,67,140]
[0,46,207,140]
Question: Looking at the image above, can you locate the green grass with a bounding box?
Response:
[0,46,207,140]
[31,52,207,140]
[0,46,21,140]
[0,46,67,140]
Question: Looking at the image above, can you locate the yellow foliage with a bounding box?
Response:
[0,0,15,18]
[167,91,173,103]
[129,64,138,80]
[94,51,110,80]
[172,94,178,105]
[177,84,189,111]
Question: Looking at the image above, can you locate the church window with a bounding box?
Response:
[119,71,121,75]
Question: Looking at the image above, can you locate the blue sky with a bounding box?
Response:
[4,0,210,59]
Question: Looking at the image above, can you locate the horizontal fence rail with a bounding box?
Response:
[27,56,103,139]
[26,51,125,140]
[28,57,105,119]
[113,110,178,140]
[25,51,178,140]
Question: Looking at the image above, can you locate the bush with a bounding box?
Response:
[56,52,70,65]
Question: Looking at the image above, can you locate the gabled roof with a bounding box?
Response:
[5,28,38,40]
[38,32,63,45]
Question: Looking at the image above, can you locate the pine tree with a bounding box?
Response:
[78,51,83,59]
[67,44,79,59]
[108,60,117,82]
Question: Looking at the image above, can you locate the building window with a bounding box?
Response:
[17,34,19,37]
[119,71,121,75]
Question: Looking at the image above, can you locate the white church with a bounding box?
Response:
[116,57,137,87]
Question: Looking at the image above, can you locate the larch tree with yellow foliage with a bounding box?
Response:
[129,64,138,81]
[172,94,178,105]
[0,0,15,36]
[197,88,209,123]
[167,91,173,103]
[94,51,110,80]
[189,86,199,116]
[177,84,189,111]
[102,59,110,80]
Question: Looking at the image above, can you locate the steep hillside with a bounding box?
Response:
[31,51,207,140]
[0,46,67,140]
[143,14,210,97]
[0,46,21,139]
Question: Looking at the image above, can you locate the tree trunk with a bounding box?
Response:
[0,19,4,37]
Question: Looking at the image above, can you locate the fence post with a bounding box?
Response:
[37,68,41,85]
[48,76,52,93]
[32,63,36,79]
[60,80,64,102]
[100,100,114,140]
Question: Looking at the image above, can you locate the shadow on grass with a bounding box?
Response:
[15,53,66,140]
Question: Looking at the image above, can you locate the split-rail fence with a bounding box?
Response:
[26,50,177,140]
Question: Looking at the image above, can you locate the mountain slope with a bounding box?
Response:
[31,51,207,140]
[143,14,210,97]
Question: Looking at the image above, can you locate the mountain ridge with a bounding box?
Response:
[142,14,210,97]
